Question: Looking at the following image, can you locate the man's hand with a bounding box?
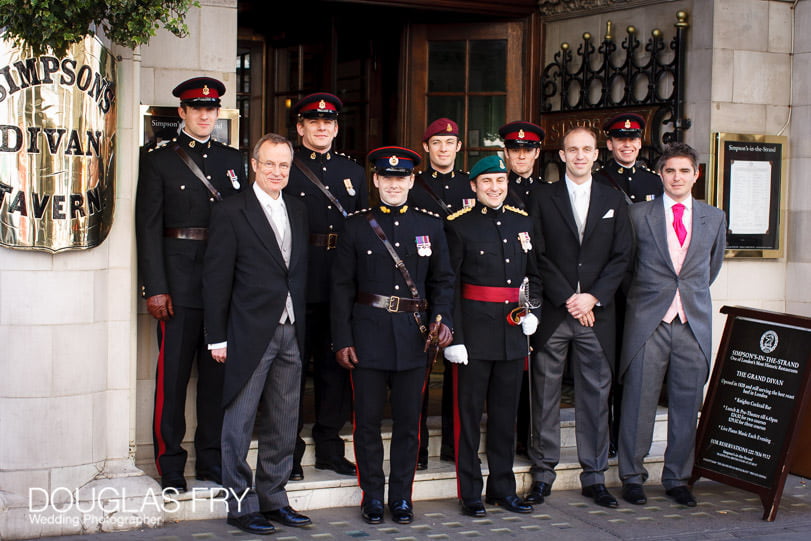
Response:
[211,347,227,363]
[336,346,359,370]
[146,294,174,321]
[577,311,595,327]
[443,344,468,365]
[430,322,454,348]
[566,293,598,320]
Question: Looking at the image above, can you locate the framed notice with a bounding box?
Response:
[709,133,787,258]
[691,306,811,521]
[139,106,240,150]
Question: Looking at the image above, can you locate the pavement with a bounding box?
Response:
[34,475,811,541]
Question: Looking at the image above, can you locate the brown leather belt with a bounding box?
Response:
[309,232,339,250]
[356,292,428,313]
[164,227,208,240]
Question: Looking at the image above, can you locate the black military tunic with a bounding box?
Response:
[445,202,541,503]
[505,170,544,210]
[408,166,474,216]
[594,161,662,204]
[331,203,454,504]
[284,146,368,464]
[135,130,245,479]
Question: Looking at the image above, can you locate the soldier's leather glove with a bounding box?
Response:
[430,322,454,348]
[335,346,359,370]
[146,294,174,321]
[521,313,539,336]
[443,344,468,365]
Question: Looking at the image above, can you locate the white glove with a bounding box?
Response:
[443,344,469,365]
[521,313,539,336]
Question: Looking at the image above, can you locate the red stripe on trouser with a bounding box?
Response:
[452,363,462,499]
[410,361,433,500]
[153,320,167,475]
[349,372,364,503]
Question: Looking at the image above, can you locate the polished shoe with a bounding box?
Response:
[666,485,697,507]
[485,494,533,514]
[608,442,618,458]
[227,513,276,535]
[263,505,312,527]
[362,499,384,524]
[439,452,455,462]
[160,474,187,493]
[621,483,647,505]
[389,499,414,524]
[289,462,304,481]
[315,456,356,476]
[195,467,222,485]
[460,500,487,518]
[582,484,619,508]
[524,481,551,504]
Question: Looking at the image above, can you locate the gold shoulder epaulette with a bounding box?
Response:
[504,205,528,216]
[414,207,441,219]
[147,140,171,152]
[447,206,473,221]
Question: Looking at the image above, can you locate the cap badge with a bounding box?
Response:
[446,123,453,132]
[416,236,432,257]
[319,99,326,109]
[202,85,210,96]
[389,156,400,166]
[624,119,631,128]
[499,159,506,169]
[518,129,525,139]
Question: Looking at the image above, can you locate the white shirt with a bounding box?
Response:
[565,175,592,233]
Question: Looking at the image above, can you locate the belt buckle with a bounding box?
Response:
[327,232,338,250]
[387,295,401,312]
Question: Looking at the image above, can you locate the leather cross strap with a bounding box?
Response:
[601,168,634,206]
[172,144,223,201]
[414,175,453,216]
[293,157,349,217]
[364,211,429,337]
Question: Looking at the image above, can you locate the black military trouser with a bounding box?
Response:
[152,306,223,477]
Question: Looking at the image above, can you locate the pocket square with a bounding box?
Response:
[602,209,615,219]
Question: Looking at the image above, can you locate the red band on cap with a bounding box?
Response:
[299,100,338,113]
[179,86,220,101]
[609,119,642,130]
[503,130,541,142]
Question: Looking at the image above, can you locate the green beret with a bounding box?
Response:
[469,155,508,179]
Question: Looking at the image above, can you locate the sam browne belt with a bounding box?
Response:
[356,292,428,313]
[309,232,339,249]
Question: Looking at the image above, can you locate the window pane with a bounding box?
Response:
[469,40,506,92]
[429,41,465,92]
[468,95,505,149]
[427,96,464,128]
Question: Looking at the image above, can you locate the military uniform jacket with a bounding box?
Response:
[284,147,368,303]
[594,160,662,204]
[331,205,455,372]
[505,170,543,210]
[446,202,542,361]
[527,180,633,365]
[408,167,473,216]
[135,131,245,308]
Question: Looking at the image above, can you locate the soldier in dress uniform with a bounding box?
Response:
[331,146,454,525]
[593,112,663,457]
[284,92,367,480]
[499,121,546,210]
[444,155,542,518]
[409,118,471,467]
[136,76,246,492]
[593,113,663,204]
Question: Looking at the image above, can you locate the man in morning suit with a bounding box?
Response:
[285,92,366,480]
[618,142,726,508]
[332,146,454,525]
[525,126,632,508]
[135,76,245,492]
[204,133,311,535]
[444,155,542,518]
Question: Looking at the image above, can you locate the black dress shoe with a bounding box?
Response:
[289,463,304,481]
[608,442,618,458]
[160,474,187,493]
[362,499,384,524]
[524,481,551,504]
[439,452,455,462]
[417,451,428,471]
[485,494,533,514]
[315,456,356,476]
[227,513,276,535]
[622,483,647,505]
[195,467,222,484]
[460,500,486,518]
[389,499,414,524]
[666,485,697,507]
[582,484,618,508]
[263,505,312,527]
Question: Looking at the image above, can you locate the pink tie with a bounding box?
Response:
[672,203,687,246]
